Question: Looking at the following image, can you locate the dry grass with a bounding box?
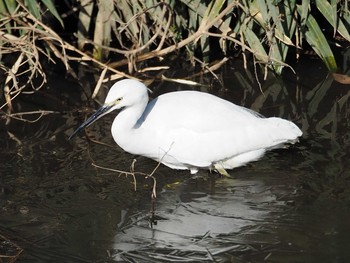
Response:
[1,0,348,123]
[0,2,132,120]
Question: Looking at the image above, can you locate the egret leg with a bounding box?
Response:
[214,163,230,177]
[190,168,199,174]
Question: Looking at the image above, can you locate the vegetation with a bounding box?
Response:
[1,0,350,115]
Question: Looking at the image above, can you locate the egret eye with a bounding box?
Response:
[115,97,123,103]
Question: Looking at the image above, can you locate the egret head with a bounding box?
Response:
[69,79,148,139]
[104,79,148,111]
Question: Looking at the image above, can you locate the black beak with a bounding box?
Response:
[69,105,112,140]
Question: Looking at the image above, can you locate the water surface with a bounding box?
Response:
[1,60,350,262]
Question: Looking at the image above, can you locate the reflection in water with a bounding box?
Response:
[113,175,291,261]
[1,61,350,262]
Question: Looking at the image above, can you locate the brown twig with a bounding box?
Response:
[108,2,238,68]
[1,110,58,123]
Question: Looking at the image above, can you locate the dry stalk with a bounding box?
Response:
[1,3,137,122]
[86,141,177,200]
[92,67,108,99]
[2,110,58,123]
[108,2,238,68]
[205,32,294,72]
[75,2,170,58]
[91,162,147,192]
[91,159,160,199]
[1,1,274,125]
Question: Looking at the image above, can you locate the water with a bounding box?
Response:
[1,59,350,262]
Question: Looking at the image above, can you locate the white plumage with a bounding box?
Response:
[71,79,302,175]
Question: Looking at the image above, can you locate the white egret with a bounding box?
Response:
[70,79,302,175]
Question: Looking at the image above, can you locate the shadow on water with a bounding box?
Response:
[1,58,350,262]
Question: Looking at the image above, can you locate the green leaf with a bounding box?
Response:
[281,0,298,37]
[115,0,139,43]
[340,2,350,28]
[2,0,17,14]
[197,1,214,61]
[77,0,94,49]
[24,0,41,20]
[297,5,337,72]
[249,0,265,26]
[265,0,293,73]
[188,7,199,33]
[179,0,208,17]
[243,26,269,63]
[242,0,293,74]
[0,1,6,17]
[270,41,284,74]
[256,0,269,26]
[330,0,337,36]
[300,0,310,29]
[266,0,294,46]
[315,0,350,42]
[232,8,246,34]
[250,0,294,46]
[41,0,64,27]
[196,0,226,62]
[207,0,226,22]
[93,0,114,60]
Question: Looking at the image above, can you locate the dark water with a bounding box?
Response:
[1,59,350,262]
